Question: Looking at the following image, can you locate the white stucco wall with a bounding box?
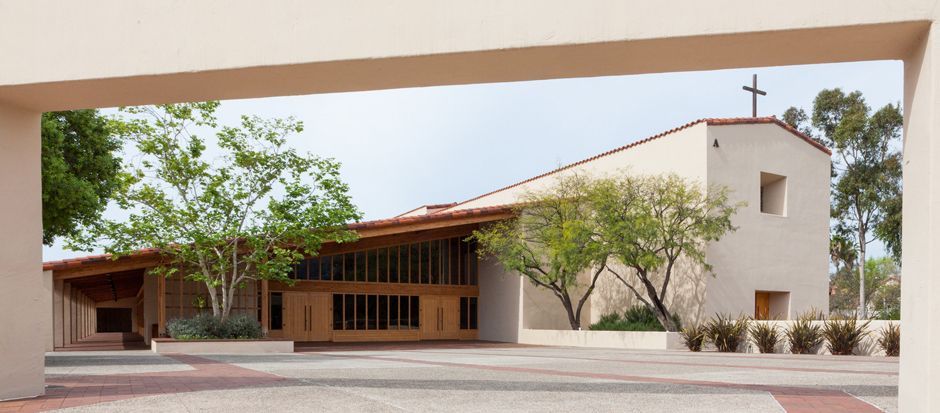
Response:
[477,258,523,342]
[704,124,831,320]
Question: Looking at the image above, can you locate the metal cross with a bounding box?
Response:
[742,74,767,117]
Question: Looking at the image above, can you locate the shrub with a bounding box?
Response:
[588,306,681,332]
[822,316,871,356]
[166,313,262,340]
[785,312,823,354]
[878,323,900,357]
[680,324,707,352]
[705,313,748,352]
[748,322,780,353]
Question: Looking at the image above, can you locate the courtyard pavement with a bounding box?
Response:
[0,342,897,412]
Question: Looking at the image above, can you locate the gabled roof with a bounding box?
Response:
[433,117,829,215]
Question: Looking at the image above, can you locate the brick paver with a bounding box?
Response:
[0,354,289,412]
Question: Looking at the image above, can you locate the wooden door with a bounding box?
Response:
[307,292,332,342]
[755,292,770,320]
[283,292,308,341]
[439,296,460,340]
[420,296,441,340]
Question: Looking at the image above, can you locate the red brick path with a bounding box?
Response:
[0,354,288,412]
[323,353,883,413]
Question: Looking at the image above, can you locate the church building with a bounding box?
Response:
[41,117,830,349]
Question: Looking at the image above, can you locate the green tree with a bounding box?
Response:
[472,174,608,330]
[830,257,900,319]
[592,174,741,332]
[41,110,122,245]
[74,102,361,320]
[782,89,902,319]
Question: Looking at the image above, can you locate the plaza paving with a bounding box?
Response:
[0,342,897,412]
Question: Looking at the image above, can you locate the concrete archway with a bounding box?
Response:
[1,2,937,410]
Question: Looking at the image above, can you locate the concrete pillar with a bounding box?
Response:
[0,104,44,400]
[900,24,940,413]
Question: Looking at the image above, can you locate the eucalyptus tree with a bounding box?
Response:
[592,174,740,332]
[74,102,361,320]
[472,174,607,330]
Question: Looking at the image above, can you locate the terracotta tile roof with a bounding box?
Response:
[394,202,458,218]
[434,117,830,214]
[43,206,514,272]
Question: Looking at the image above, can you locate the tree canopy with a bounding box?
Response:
[74,102,362,319]
[41,110,122,245]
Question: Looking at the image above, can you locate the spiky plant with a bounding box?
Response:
[785,312,824,354]
[877,323,900,357]
[680,323,707,352]
[749,322,781,354]
[705,314,748,353]
[822,315,871,356]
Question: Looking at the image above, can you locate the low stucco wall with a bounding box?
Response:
[151,339,294,354]
[738,320,899,357]
[517,328,684,350]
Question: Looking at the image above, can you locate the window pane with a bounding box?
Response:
[344,253,355,282]
[458,240,466,285]
[367,250,378,282]
[333,294,343,330]
[321,256,332,280]
[309,258,320,281]
[367,294,377,330]
[333,255,344,281]
[378,295,388,330]
[378,248,388,283]
[430,240,440,285]
[399,296,409,330]
[344,294,354,330]
[270,293,283,330]
[421,242,430,284]
[352,251,363,282]
[389,246,399,283]
[441,240,450,285]
[460,297,469,330]
[410,243,420,284]
[469,241,478,285]
[469,297,478,329]
[410,296,420,329]
[355,294,366,330]
[389,295,399,329]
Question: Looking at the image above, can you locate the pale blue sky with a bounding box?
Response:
[43,60,903,261]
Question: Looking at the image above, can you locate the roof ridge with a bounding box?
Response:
[435,117,829,214]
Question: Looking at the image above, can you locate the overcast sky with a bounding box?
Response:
[43,60,903,262]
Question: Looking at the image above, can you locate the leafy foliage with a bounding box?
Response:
[166,313,262,340]
[705,314,748,353]
[680,324,707,352]
[74,102,362,320]
[822,316,871,355]
[41,110,122,245]
[473,174,608,330]
[783,89,903,318]
[830,257,900,318]
[784,311,824,354]
[588,306,681,331]
[594,174,741,332]
[878,322,901,357]
[748,322,781,354]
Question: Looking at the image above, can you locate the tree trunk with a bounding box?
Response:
[206,284,221,318]
[858,228,868,319]
[559,292,580,330]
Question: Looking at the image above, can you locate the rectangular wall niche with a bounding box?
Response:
[759,172,787,216]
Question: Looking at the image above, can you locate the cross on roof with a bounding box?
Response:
[742,74,767,117]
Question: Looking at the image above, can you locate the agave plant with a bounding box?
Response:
[748,322,781,353]
[822,315,871,356]
[705,314,748,352]
[785,311,824,354]
[877,322,900,357]
[680,324,707,352]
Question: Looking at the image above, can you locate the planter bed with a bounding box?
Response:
[151,338,294,354]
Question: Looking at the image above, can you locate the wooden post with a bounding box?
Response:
[261,280,269,335]
[157,275,166,337]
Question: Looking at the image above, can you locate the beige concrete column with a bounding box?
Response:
[0,104,43,400]
[900,23,940,413]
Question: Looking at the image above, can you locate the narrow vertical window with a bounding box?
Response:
[332,294,343,330]
[269,292,283,330]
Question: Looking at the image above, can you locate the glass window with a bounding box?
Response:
[410,243,420,284]
[367,250,377,282]
[308,257,320,280]
[344,294,354,330]
[355,294,366,330]
[389,295,399,329]
[460,297,469,329]
[321,256,332,280]
[430,240,440,285]
[378,295,388,329]
[333,294,343,330]
[421,242,430,284]
[367,294,377,330]
[410,296,420,329]
[344,253,355,282]
[270,292,283,330]
[469,241,478,285]
[378,248,388,283]
[469,297,478,329]
[389,246,399,283]
[441,240,450,285]
[333,255,344,281]
[400,296,410,330]
[355,251,366,282]
[450,239,460,285]
[295,259,307,280]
